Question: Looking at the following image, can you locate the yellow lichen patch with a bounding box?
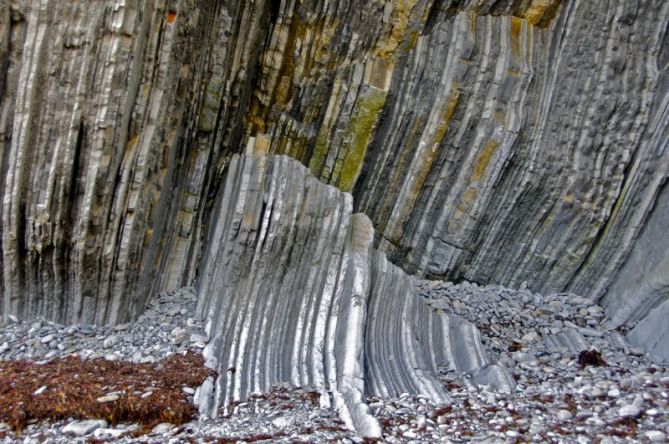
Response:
[143,228,154,247]
[494,110,507,125]
[469,10,478,35]
[247,113,267,134]
[406,31,420,52]
[434,88,460,144]
[253,134,271,157]
[274,75,293,106]
[510,16,523,56]
[471,140,498,183]
[523,0,561,27]
[335,87,388,192]
[457,187,478,213]
[375,0,420,61]
[166,11,177,24]
[309,130,330,178]
[448,187,478,234]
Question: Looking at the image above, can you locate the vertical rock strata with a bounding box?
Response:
[195,143,510,435]
[0,0,668,359]
[0,0,276,324]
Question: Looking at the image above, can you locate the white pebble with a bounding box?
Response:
[618,405,640,417]
[645,431,667,442]
[557,409,573,421]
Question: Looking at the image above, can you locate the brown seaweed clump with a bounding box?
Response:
[0,351,214,432]
[578,349,607,368]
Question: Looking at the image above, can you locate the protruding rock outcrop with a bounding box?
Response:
[195,142,511,435]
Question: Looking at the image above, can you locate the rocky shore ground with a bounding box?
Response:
[0,283,667,443]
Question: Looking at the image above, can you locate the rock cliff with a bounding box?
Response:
[0,0,667,398]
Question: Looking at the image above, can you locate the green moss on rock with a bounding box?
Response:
[336,87,387,192]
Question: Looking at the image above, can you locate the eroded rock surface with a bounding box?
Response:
[195,144,510,435]
[0,1,667,362]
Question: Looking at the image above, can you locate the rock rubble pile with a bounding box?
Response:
[0,282,666,443]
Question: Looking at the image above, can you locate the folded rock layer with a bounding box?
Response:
[0,0,667,358]
[195,143,511,435]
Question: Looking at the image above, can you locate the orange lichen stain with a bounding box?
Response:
[166,11,177,24]
[144,228,154,246]
[510,17,523,55]
[523,0,561,28]
[471,140,498,183]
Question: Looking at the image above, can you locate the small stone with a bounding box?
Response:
[645,431,666,442]
[62,419,108,436]
[94,428,128,439]
[190,333,208,343]
[152,423,175,434]
[557,410,573,420]
[607,388,620,397]
[416,415,427,431]
[403,430,418,439]
[167,306,181,316]
[103,335,119,348]
[618,405,640,417]
[170,327,188,344]
[33,386,47,395]
[521,332,540,343]
[141,391,153,399]
[96,394,120,403]
[182,386,195,395]
[40,334,55,344]
[272,416,290,428]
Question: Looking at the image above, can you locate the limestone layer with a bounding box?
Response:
[195,145,511,435]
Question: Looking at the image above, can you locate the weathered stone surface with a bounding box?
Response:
[0,0,668,359]
[226,0,669,357]
[195,144,507,435]
[0,0,274,324]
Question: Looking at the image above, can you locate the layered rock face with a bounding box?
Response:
[0,0,667,360]
[195,142,512,435]
[0,0,279,324]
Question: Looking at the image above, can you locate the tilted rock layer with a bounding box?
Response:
[0,0,668,357]
[195,145,511,435]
